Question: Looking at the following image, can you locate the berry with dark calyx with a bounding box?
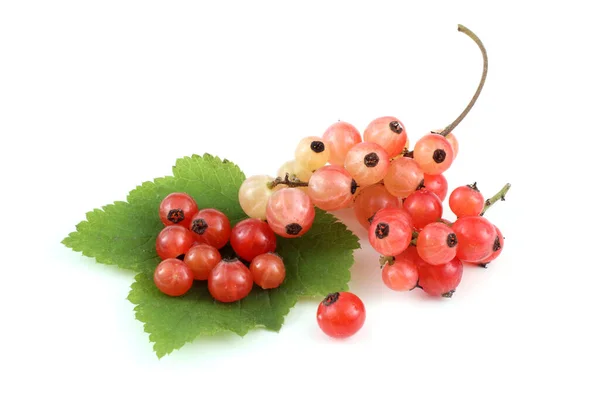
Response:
[363,116,408,158]
[295,136,330,171]
[189,208,231,249]
[353,183,401,229]
[383,157,424,198]
[155,225,196,260]
[416,222,458,265]
[423,174,449,202]
[183,243,222,280]
[230,218,277,262]
[452,216,496,262]
[317,292,366,338]
[413,133,455,175]
[159,192,198,227]
[266,188,315,238]
[208,259,254,303]
[154,258,194,297]
[417,257,463,298]
[368,208,412,256]
[250,253,286,289]
[308,165,356,211]
[322,121,362,166]
[344,142,390,186]
[477,225,504,266]
[402,189,443,230]
[449,183,485,217]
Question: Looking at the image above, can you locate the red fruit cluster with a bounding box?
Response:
[153,192,286,302]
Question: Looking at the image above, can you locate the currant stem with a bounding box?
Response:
[480,183,511,216]
[439,24,488,137]
[379,255,395,268]
[267,173,309,189]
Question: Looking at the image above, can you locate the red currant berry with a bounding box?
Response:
[208,259,253,303]
[154,258,194,296]
[317,292,366,339]
[189,209,231,249]
[423,174,448,202]
[230,218,277,262]
[452,216,496,262]
[449,183,485,218]
[155,225,195,260]
[417,257,463,297]
[368,208,412,256]
[250,253,286,289]
[159,192,198,227]
[403,189,443,230]
[381,255,419,292]
[183,243,222,280]
[416,222,458,265]
[478,225,504,266]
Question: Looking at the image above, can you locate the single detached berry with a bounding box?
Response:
[230,218,277,262]
[266,188,315,238]
[250,253,286,289]
[159,192,199,227]
[155,225,196,260]
[183,243,222,280]
[308,165,356,211]
[208,259,254,303]
[154,258,194,297]
[322,121,362,166]
[316,292,366,339]
[189,208,231,249]
[363,116,408,158]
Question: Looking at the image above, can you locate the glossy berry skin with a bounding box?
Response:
[250,253,286,289]
[322,121,362,166]
[423,174,448,202]
[368,208,412,256]
[478,225,504,265]
[316,292,366,339]
[155,225,196,260]
[159,192,199,227]
[445,132,459,160]
[239,175,274,220]
[416,222,458,265]
[381,256,419,291]
[363,116,408,158]
[371,206,413,229]
[344,142,390,186]
[403,190,443,230]
[208,259,254,303]
[383,157,424,198]
[308,165,356,211]
[266,188,315,238]
[230,218,277,262]
[154,258,194,296]
[413,134,454,175]
[418,257,463,297]
[189,209,231,249]
[452,216,496,262]
[353,183,401,229]
[295,136,330,171]
[449,185,485,218]
[183,244,222,280]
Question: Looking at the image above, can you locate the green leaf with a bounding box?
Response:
[128,209,359,358]
[63,153,360,358]
[62,154,246,273]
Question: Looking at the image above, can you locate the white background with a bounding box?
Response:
[1,1,599,399]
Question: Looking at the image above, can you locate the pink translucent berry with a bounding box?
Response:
[308,165,357,211]
[383,157,424,198]
[322,121,362,166]
[363,116,408,158]
[368,208,412,256]
[344,142,390,186]
[416,222,458,265]
[266,188,315,238]
[413,133,454,175]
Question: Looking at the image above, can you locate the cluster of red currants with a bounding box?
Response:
[153,192,286,302]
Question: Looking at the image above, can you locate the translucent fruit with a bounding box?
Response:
[308,165,356,211]
[344,142,390,186]
[363,116,408,158]
[322,121,362,166]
